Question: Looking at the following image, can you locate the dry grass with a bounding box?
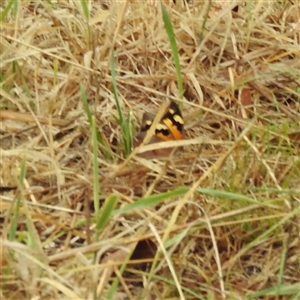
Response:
[1,1,300,299]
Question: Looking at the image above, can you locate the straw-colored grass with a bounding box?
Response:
[1,1,299,299]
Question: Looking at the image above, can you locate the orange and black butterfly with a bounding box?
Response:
[135,101,184,157]
[140,101,184,141]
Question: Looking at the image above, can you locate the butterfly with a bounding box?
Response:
[140,100,184,141]
[135,101,184,157]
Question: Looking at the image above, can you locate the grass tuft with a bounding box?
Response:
[110,51,133,157]
[161,1,184,103]
[80,84,112,160]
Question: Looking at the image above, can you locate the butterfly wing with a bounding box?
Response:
[135,101,184,158]
[160,101,183,140]
[138,101,184,141]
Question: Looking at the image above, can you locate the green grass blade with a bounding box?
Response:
[296,86,300,101]
[80,84,93,124]
[80,0,90,20]
[113,186,279,217]
[0,0,18,21]
[290,286,300,300]
[110,53,123,123]
[8,199,21,241]
[246,283,300,299]
[95,194,118,232]
[197,188,277,207]
[80,84,112,160]
[110,51,132,156]
[12,61,17,73]
[91,116,100,216]
[8,159,26,241]
[161,2,184,102]
[79,0,92,50]
[113,187,188,215]
[25,212,40,250]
